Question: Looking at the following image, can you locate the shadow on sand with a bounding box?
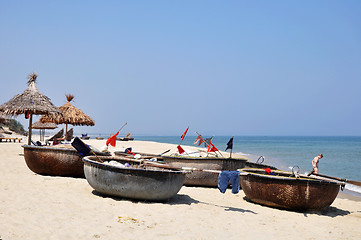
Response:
[243,196,350,217]
[91,190,256,213]
[307,206,350,217]
[91,190,199,205]
[171,194,256,214]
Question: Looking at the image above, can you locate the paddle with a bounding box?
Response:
[308,171,361,187]
[160,149,171,156]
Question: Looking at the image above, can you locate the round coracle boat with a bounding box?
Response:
[115,151,277,187]
[161,155,248,187]
[22,144,110,178]
[82,156,186,201]
[239,168,345,211]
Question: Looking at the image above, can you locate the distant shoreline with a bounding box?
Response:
[338,190,361,201]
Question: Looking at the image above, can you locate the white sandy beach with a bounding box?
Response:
[1,138,361,240]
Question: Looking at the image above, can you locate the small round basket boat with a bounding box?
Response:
[239,168,344,211]
[159,155,249,187]
[22,145,112,178]
[82,156,186,201]
[115,151,277,187]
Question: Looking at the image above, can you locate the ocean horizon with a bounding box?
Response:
[84,135,360,177]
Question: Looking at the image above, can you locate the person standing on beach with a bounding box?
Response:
[312,154,323,174]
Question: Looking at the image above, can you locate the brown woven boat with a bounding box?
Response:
[239,168,345,211]
[22,145,111,178]
[114,151,277,187]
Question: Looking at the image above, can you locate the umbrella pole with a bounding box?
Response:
[41,129,45,141]
[28,113,33,145]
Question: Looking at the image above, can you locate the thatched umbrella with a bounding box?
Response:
[40,94,95,134]
[0,73,61,145]
[32,121,57,141]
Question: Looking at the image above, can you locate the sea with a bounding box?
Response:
[89,135,361,197]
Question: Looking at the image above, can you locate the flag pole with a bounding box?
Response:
[230,136,234,158]
[106,122,128,148]
[196,131,209,147]
[195,131,209,148]
[195,131,210,157]
[195,131,223,157]
[178,127,189,156]
[179,126,189,145]
[118,122,127,133]
[225,136,234,159]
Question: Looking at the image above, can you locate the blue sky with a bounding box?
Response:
[1,1,361,136]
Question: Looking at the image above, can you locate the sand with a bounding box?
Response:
[1,139,361,240]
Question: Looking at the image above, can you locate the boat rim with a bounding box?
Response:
[82,156,186,175]
[239,168,345,186]
[162,155,249,161]
[22,144,79,153]
[22,144,111,155]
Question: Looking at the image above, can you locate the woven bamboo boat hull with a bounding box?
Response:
[22,145,110,178]
[161,156,248,187]
[83,156,186,201]
[115,151,277,187]
[240,169,343,211]
[115,152,277,187]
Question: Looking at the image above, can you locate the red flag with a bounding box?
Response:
[177,145,185,154]
[207,142,218,152]
[106,132,119,147]
[181,127,189,140]
[194,135,205,146]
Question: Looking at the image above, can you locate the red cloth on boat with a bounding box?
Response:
[177,145,185,154]
[207,142,218,152]
[106,132,119,147]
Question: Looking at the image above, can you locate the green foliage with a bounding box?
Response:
[0,119,27,135]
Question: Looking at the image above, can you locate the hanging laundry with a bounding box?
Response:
[218,171,240,194]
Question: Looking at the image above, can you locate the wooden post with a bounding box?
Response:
[27,113,33,145]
